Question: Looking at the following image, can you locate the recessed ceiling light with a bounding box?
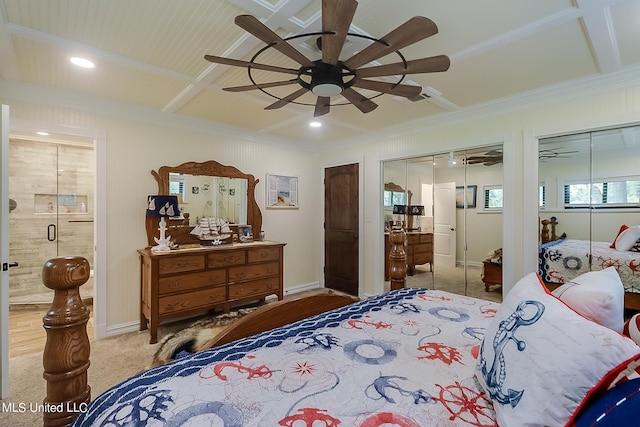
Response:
[70,57,95,68]
[36,131,50,136]
[309,121,322,128]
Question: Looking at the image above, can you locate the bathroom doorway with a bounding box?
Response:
[8,133,95,306]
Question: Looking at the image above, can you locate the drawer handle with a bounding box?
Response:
[170,283,179,289]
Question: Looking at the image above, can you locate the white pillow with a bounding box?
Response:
[614,225,640,251]
[552,267,624,332]
[475,272,640,427]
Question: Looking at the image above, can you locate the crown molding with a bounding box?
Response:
[0,80,317,152]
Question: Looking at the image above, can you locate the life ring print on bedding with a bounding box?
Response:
[343,339,397,365]
[562,255,582,270]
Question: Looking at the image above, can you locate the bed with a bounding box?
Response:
[71,274,640,427]
[75,287,501,426]
[44,239,640,427]
[482,220,640,310]
[539,239,640,291]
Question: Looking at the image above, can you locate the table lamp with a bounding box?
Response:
[392,204,407,229]
[146,195,179,252]
[408,205,425,230]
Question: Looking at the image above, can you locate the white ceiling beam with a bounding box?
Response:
[575,0,621,74]
[164,0,316,113]
[451,7,582,63]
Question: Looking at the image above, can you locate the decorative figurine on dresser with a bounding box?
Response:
[139,160,285,344]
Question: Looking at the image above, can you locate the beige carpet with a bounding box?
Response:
[387,263,503,304]
[0,313,240,427]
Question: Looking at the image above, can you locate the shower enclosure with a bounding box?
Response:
[8,136,95,305]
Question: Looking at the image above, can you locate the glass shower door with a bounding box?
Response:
[9,137,94,305]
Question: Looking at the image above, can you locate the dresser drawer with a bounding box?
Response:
[158,286,226,315]
[413,252,430,265]
[158,255,205,275]
[413,244,429,255]
[158,270,227,295]
[247,247,280,263]
[228,277,280,300]
[208,251,246,268]
[228,262,279,282]
[407,234,420,245]
[420,234,433,244]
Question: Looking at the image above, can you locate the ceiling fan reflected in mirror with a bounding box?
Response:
[539,147,579,162]
[465,146,580,166]
[466,150,503,166]
[204,0,450,117]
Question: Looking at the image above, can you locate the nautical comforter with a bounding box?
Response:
[74,288,500,426]
[539,239,640,293]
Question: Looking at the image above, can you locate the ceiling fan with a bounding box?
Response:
[539,147,579,162]
[466,150,503,166]
[466,146,581,166]
[204,0,450,117]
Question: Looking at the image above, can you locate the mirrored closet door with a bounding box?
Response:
[538,125,640,293]
[383,144,503,303]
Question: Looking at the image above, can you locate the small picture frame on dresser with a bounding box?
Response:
[238,224,253,242]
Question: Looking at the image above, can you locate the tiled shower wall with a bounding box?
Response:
[9,138,95,303]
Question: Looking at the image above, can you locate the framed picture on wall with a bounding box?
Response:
[266,173,299,209]
[456,185,477,209]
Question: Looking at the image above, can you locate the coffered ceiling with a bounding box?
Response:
[1,0,639,150]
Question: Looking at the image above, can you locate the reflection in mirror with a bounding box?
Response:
[382,148,503,303]
[433,145,503,303]
[169,173,248,225]
[538,125,640,309]
[147,160,261,247]
[383,157,435,290]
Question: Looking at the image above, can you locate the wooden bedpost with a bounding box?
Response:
[42,257,91,427]
[541,219,550,243]
[389,228,407,290]
[549,216,558,241]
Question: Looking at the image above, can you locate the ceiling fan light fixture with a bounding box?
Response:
[312,83,343,97]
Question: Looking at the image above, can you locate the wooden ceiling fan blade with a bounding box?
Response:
[223,79,300,92]
[321,0,358,65]
[204,55,300,75]
[235,15,313,67]
[344,16,438,70]
[341,88,378,113]
[264,87,309,110]
[355,55,450,78]
[351,79,422,98]
[314,96,331,117]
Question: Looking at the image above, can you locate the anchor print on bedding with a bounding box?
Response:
[477,300,545,407]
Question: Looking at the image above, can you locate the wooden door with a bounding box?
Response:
[324,163,359,296]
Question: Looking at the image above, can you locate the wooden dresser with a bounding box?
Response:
[384,231,433,280]
[138,241,285,343]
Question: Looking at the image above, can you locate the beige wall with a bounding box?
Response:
[5,99,321,334]
[318,83,640,296]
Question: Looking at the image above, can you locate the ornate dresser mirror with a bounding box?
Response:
[145,160,262,246]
